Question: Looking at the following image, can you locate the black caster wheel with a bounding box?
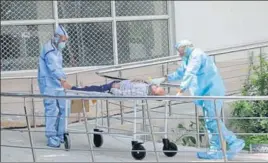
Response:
[93,129,103,148]
[64,133,71,151]
[162,138,178,157]
[131,141,146,160]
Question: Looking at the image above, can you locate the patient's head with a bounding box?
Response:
[151,85,165,96]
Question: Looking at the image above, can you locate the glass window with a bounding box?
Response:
[61,22,113,67]
[58,1,111,18]
[116,1,167,16]
[1,1,53,20]
[1,25,54,71]
[117,20,169,64]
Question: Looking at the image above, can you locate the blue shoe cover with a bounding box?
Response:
[197,151,224,160]
[58,135,64,143]
[47,136,61,148]
[227,139,245,159]
[197,151,235,160]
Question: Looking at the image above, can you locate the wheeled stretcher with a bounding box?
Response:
[62,89,178,160]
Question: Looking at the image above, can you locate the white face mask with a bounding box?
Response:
[58,42,66,51]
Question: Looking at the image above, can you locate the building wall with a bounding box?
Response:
[174,1,268,51]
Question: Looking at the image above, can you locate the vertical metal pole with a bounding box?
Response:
[53,0,59,29]
[213,100,227,162]
[166,63,172,116]
[167,1,176,56]
[106,100,110,133]
[111,1,118,65]
[104,78,110,133]
[101,100,104,126]
[164,101,168,139]
[24,98,36,162]
[65,91,69,134]
[118,70,124,125]
[260,47,263,74]
[133,101,137,141]
[221,103,225,123]
[30,78,36,128]
[195,105,200,148]
[75,73,79,86]
[146,101,159,162]
[141,100,147,141]
[82,100,95,162]
[95,100,98,128]
[161,64,165,77]
[75,74,81,122]
[168,88,172,116]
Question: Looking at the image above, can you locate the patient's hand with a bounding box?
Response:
[62,81,72,89]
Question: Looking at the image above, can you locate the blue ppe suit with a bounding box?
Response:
[167,47,244,159]
[37,25,68,147]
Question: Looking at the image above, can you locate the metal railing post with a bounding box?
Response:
[24,97,36,162]
[82,100,95,162]
[214,100,227,162]
[141,100,147,141]
[221,103,225,123]
[146,101,159,162]
[101,100,104,126]
[104,78,111,133]
[30,78,36,128]
[260,47,263,74]
[118,70,124,125]
[195,105,200,148]
[75,73,81,122]
[106,100,110,133]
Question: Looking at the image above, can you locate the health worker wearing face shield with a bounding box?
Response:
[150,40,245,160]
[37,24,69,148]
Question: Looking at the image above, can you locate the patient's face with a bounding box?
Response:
[151,85,165,96]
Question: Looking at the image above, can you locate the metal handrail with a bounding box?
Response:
[97,41,268,74]
[0,55,176,80]
[1,90,267,162]
[1,40,268,80]
[1,91,268,101]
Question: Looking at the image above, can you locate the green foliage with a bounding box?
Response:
[230,55,268,150]
[244,135,268,150]
[176,116,208,147]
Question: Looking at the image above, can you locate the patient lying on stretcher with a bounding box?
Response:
[62,79,166,96]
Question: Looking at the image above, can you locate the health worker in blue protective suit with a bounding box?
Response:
[150,40,245,160]
[37,24,69,148]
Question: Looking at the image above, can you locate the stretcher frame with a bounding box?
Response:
[63,81,180,161]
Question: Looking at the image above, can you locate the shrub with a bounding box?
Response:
[230,55,268,150]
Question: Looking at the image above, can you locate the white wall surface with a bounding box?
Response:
[174,1,268,51]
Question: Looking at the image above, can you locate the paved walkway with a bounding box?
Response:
[1,122,268,162]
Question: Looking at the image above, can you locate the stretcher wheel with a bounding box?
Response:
[131,141,146,160]
[64,133,71,151]
[162,138,177,157]
[93,129,103,148]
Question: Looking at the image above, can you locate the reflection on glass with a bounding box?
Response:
[61,23,113,67]
[1,1,53,20]
[58,1,111,18]
[1,25,54,71]
[116,1,167,16]
[117,20,169,64]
